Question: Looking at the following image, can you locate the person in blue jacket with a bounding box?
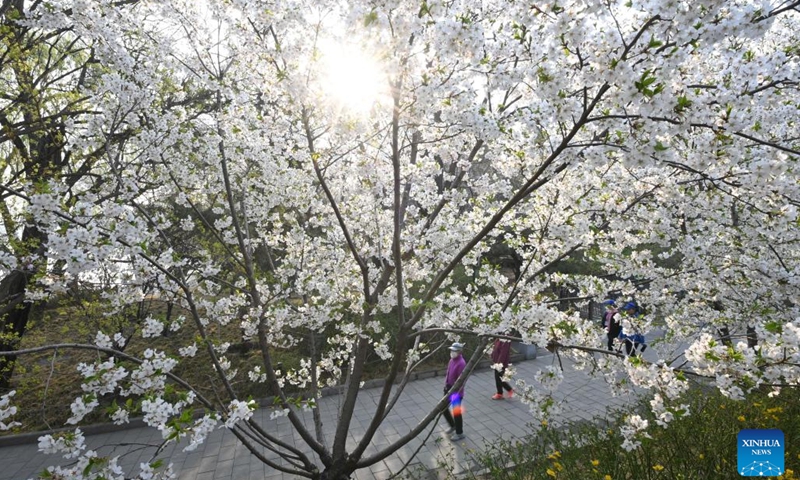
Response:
[617,302,647,356]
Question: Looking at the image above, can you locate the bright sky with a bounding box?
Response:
[317,40,389,115]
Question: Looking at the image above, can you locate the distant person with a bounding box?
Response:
[604,300,621,351]
[746,325,758,348]
[617,302,647,356]
[490,337,514,400]
[442,342,466,441]
[600,299,616,328]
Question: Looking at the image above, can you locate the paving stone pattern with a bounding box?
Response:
[0,352,641,480]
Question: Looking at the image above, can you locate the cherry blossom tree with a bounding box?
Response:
[1,0,799,479]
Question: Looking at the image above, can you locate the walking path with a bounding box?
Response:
[0,351,643,480]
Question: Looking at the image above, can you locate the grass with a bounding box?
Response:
[465,384,800,480]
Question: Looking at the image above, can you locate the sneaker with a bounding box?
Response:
[506,389,514,399]
[491,393,504,400]
[450,433,465,441]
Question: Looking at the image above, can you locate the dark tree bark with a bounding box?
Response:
[0,225,45,389]
[0,270,31,390]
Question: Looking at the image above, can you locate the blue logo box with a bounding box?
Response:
[738,429,784,477]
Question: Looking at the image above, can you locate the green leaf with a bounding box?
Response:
[537,66,553,83]
[179,409,193,423]
[628,355,644,366]
[83,457,96,476]
[418,1,430,18]
[764,321,782,334]
[674,95,692,114]
[634,69,664,98]
[364,10,378,26]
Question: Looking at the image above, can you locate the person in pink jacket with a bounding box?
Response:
[490,337,514,400]
[442,342,466,441]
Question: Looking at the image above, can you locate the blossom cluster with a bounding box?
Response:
[620,414,651,452]
[516,366,565,423]
[0,391,20,431]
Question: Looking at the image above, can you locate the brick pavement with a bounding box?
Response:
[0,350,644,480]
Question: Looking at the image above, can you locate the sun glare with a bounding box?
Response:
[319,42,387,115]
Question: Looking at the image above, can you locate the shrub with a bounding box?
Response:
[467,385,800,480]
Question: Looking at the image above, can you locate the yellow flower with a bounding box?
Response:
[541,420,548,427]
[548,451,561,460]
[698,454,705,460]
[546,468,557,478]
[653,464,665,471]
[738,415,746,422]
[591,459,600,467]
[604,475,612,480]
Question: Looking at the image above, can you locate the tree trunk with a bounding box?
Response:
[318,463,355,480]
[0,268,32,390]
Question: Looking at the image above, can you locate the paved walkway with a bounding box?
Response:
[0,351,643,480]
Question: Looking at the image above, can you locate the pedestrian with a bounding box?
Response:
[617,302,647,356]
[599,299,616,329]
[442,342,466,441]
[490,337,514,400]
[604,300,621,351]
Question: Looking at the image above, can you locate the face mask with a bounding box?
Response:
[450,351,460,359]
